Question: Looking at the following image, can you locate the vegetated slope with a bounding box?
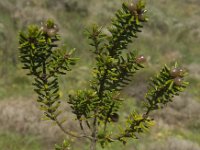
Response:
[0,0,199,149]
[0,0,198,98]
[1,0,200,67]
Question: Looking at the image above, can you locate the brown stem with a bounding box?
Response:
[55,118,92,140]
[90,69,108,149]
[103,102,115,133]
[86,120,91,129]
[79,120,87,136]
[90,113,98,150]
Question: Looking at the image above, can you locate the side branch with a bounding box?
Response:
[55,118,92,140]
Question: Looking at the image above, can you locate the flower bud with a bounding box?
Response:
[170,68,185,78]
[127,2,137,15]
[178,68,185,77]
[136,55,146,64]
[170,68,180,77]
[110,113,119,122]
[40,25,47,33]
[53,24,59,32]
[138,14,146,22]
[47,28,57,37]
[174,77,182,86]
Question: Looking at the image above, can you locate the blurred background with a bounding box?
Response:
[0,0,200,149]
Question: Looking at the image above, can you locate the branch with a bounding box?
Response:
[55,118,92,140]
[103,102,115,133]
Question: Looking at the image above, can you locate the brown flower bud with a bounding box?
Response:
[136,55,146,64]
[40,25,47,33]
[138,14,146,22]
[110,113,119,122]
[53,24,59,32]
[170,68,185,78]
[174,77,182,86]
[170,68,180,77]
[127,2,137,15]
[178,68,185,77]
[47,28,57,37]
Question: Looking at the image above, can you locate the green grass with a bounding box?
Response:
[0,66,34,100]
[186,77,200,100]
[0,131,42,150]
[172,128,200,145]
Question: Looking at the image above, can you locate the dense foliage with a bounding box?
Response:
[19,0,188,149]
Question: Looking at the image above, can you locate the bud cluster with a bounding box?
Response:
[127,1,147,22]
[170,67,185,86]
[40,21,59,37]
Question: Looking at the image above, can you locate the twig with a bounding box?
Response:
[55,118,92,140]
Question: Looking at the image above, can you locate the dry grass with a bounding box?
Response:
[153,94,200,127]
[148,137,200,150]
[0,97,80,146]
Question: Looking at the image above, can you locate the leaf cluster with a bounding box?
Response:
[18,0,189,149]
[55,139,71,150]
[19,20,77,120]
[67,0,188,147]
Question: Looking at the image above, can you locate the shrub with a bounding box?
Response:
[18,0,188,149]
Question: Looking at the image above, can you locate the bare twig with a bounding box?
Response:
[55,118,92,140]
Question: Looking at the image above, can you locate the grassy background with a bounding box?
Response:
[0,0,200,149]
